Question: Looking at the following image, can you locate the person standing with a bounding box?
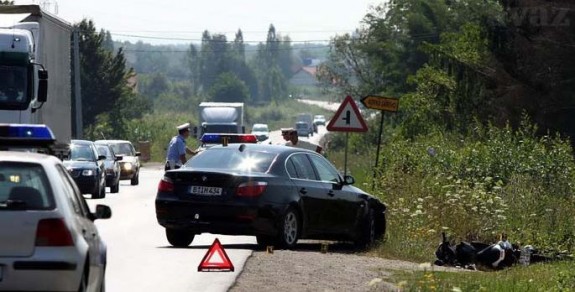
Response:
[282,128,323,153]
[165,123,197,171]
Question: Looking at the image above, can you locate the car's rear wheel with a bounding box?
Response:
[166,229,194,247]
[354,208,375,250]
[279,207,300,249]
[130,171,139,185]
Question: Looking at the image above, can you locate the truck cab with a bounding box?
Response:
[0,25,48,111]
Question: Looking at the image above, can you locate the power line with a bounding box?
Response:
[122,45,331,54]
[111,33,332,43]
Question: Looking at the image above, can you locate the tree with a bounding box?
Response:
[76,19,150,139]
[208,72,249,103]
[0,1,14,5]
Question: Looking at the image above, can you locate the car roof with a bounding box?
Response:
[95,140,132,144]
[71,139,94,145]
[206,143,315,155]
[0,151,62,164]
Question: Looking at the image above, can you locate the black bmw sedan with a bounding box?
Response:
[155,143,386,249]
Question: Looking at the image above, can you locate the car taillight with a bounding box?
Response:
[158,177,174,192]
[35,218,74,246]
[236,181,267,197]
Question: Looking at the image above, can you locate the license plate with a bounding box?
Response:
[189,186,222,196]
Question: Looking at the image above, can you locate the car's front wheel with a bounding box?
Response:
[279,207,300,249]
[110,180,119,193]
[166,229,194,247]
[354,208,376,250]
[130,171,139,185]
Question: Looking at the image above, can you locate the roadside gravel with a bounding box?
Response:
[230,241,466,292]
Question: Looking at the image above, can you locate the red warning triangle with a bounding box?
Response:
[197,238,235,272]
[326,95,368,132]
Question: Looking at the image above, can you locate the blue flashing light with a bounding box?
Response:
[200,134,258,144]
[0,124,56,141]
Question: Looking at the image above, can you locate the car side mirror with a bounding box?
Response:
[98,155,107,161]
[343,175,355,185]
[135,152,141,157]
[94,204,112,220]
[115,155,123,161]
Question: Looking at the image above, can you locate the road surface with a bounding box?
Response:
[86,169,255,292]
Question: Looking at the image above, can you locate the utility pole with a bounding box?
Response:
[73,29,83,139]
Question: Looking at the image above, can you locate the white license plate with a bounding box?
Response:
[189,186,222,196]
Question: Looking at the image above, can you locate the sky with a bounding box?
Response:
[13,0,382,45]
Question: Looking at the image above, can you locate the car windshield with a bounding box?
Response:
[0,162,55,210]
[110,143,133,156]
[96,145,113,159]
[70,144,95,161]
[296,123,308,129]
[185,148,276,173]
[252,125,268,132]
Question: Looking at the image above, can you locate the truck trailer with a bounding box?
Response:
[0,5,73,155]
[195,102,245,139]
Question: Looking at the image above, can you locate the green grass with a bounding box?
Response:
[389,261,575,291]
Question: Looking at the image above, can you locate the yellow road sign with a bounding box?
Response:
[360,96,399,112]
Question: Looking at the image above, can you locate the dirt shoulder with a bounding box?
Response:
[230,241,466,292]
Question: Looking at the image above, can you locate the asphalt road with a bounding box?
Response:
[84,100,336,292]
[86,169,255,292]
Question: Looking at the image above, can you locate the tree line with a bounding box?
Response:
[319,0,575,143]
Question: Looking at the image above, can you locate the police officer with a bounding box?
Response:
[281,127,323,153]
[165,123,198,171]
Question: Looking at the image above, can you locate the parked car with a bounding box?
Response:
[313,115,326,126]
[0,126,111,292]
[251,123,270,142]
[295,121,313,137]
[96,140,140,185]
[63,140,107,199]
[155,144,386,249]
[95,142,122,194]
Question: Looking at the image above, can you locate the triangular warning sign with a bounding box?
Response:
[198,238,235,272]
[326,95,368,132]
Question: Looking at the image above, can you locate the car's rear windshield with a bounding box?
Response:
[185,148,277,173]
[0,162,55,210]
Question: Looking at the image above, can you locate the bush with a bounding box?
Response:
[373,121,575,261]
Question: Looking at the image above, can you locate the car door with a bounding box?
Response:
[307,154,364,235]
[285,153,330,234]
[56,165,103,287]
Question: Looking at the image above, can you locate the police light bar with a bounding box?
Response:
[0,124,56,147]
[201,134,258,145]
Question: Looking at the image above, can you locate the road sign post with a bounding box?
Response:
[326,96,368,176]
[360,95,399,190]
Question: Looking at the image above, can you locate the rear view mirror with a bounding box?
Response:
[135,152,141,157]
[98,155,106,160]
[343,175,355,185]
[37,69,48,103]
[94,204,112,220]
[115,155,123,161]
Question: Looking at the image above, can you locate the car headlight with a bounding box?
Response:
[123,162,133,170]
[82,169,95,176]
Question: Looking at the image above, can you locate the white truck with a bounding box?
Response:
[0,5,73,155]
[194,102,245,139]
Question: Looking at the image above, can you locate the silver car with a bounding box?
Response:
[0,151,111,291]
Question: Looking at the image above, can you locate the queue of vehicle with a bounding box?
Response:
[0,124,111,292]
